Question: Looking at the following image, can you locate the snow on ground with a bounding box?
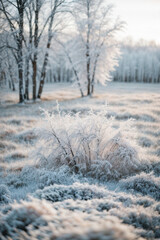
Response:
[0,82,160,239]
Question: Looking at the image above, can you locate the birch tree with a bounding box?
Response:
[68,0,123,96]
[23,0,43,101]
[37,0,66,99]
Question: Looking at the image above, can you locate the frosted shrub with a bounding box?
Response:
[114,208,160,239]
[120,172,160,200]
[34,183,107,202]
[0,199,52,238]
[36,108,142,180]
[37,166,77,188]
[0,198,138,240]
[0,185,11,204]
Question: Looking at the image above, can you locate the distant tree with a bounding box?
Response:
[0,25,19,89]
[5,49,16,91]
[113,41,160,83]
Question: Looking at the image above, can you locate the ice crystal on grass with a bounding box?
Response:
[6,166,37,189]
[0,199,50,238]
[34,183,107,202]
[120,172,160,200]
[37,166,74,188]
[0,198,140,240]
[36,108,143,180]
[123,210,160,239]
[0,185,11,204]
[152,161,160,176]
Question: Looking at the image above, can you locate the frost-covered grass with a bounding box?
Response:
[36,108,144,180]
[0,82,160,239]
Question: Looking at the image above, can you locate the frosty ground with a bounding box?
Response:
[0,82,160,240]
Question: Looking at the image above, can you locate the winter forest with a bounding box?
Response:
[0,0,160,240]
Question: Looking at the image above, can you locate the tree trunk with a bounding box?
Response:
[11,79,16,91]
[91,53,99,95]
[91,84,94,94]
[18,62,24,102]
[86,42,91,95]
[32,56,37,101]
[91,66,95,95]
[8,61,16,91]
[87,65,91,95]
[86,2,91,96]
[18,7,24,103]
[37,43,50,99]
[24,57,30,100]
[37,55,47,99]
[37,1,56,99]
[32,0,39,101]
[10,74,16,91]
[8,78,11,89]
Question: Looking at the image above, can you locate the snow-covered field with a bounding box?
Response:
[0,82,160,240]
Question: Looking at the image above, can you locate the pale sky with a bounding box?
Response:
[111,0,160,44]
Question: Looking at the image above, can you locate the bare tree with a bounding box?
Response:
[70,0,123,96]
[24,0,64,101]
[31,0,41,101]
[0,0,28,103]
[37,0,66,99]
[24,0,47,101]
[23,0,33,100]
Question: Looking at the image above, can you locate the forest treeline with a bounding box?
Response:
[113,42,160,83]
